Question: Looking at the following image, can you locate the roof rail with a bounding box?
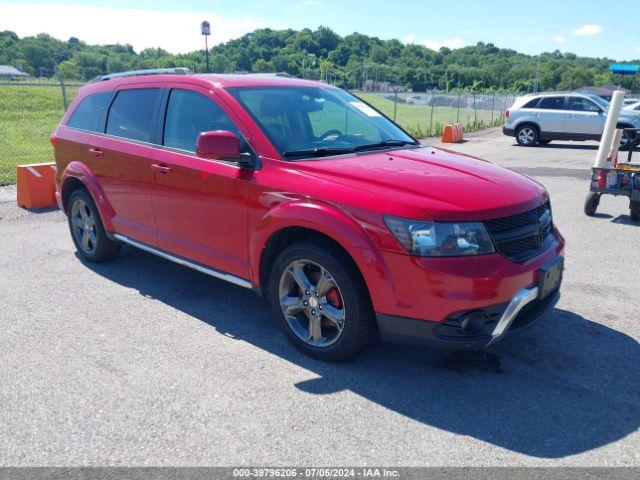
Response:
[91,67,191,82]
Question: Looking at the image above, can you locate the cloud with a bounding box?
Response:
[403,33,415,45]
[552,36,566,44]
[573,24,602,36]
[0,2,277,54]
[422,38,466,51]
[636,45,640,53]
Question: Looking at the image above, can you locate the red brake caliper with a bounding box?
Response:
[322,287,342,329]
[326,287,342,308]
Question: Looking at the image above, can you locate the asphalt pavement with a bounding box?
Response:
[0,129,638,466]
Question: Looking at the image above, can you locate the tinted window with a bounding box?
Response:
[106,88,160,142]
[67,92,112,132]
[522,98,540,108]
[537,97,565,110]
[568,97,600,112]
[163,89,240,152]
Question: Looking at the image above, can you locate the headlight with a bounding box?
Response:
[384,216,495,257]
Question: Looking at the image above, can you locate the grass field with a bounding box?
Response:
[0,85,78,185]
[356,92,505,138]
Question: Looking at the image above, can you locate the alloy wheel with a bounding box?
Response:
[518,127,536,145]
[620,133,630,149]
[278,259,346,348]
[70,198,97,255]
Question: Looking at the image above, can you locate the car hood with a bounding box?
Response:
[293,146,547,221]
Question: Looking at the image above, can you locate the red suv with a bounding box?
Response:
[52,69,565,361]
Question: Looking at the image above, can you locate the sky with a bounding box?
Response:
[2,0,639,60]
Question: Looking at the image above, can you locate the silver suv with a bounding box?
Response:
[503,92,640,148]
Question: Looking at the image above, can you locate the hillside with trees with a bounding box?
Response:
[1,27,637,92]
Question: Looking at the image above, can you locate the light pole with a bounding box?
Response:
[201,20,211,73]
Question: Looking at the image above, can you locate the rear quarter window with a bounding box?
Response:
[66,92,112,132]
[522,98,540,108]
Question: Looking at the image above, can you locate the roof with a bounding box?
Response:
[79,72,330,96]
[194,73,325,88]
[522,91,592,98]
[0,65,29,77]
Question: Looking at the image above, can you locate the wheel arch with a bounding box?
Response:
[60,161,115,231]
[250,201,393,306]
[515,121,541,134]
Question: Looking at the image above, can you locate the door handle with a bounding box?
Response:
[88,147,103,157]
[151,163,172,174]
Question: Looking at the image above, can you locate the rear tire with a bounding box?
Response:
[516,125,539,146]
[67,189,121,262]
[631,200,640,222]
[584,192,600,216]
[268,240,375,361]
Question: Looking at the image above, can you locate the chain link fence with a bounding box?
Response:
[354,90,518,138]
[0,75,518,186]
[0,78,83,185]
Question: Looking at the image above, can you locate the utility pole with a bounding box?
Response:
[201,20,211,73]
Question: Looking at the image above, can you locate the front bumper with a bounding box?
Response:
[376,287,560,349]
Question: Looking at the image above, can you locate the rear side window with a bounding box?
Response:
[537,97,565,110]
[106,88,160,142]
[163,89,240,152]
[522,98,540,108]
[67,92,112,132]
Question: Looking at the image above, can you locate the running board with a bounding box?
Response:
[113,234,252,289]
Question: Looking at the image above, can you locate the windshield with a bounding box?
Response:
[227,86,417,159]
[588,95,610,110]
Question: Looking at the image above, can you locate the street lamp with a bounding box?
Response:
[201,20,211,73]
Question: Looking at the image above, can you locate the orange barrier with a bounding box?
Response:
[441,124,456,143]
[16,163,58,209]
[441,123,465,143]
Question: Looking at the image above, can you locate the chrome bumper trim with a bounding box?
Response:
[488,286,539,345]
[113,233,253,289]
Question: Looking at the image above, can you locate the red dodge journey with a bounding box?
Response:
[52,68,564,361]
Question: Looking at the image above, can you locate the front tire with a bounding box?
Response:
[619,129,635,151]
[584,192,600,216]
[268,240,375,361]
[516,125,539,146]
[67,189,121,262]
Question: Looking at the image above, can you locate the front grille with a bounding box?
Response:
[484,202,553,262]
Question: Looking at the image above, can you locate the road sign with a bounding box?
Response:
[201,20,211,36]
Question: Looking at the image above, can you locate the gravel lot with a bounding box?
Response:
[1,129,638,466]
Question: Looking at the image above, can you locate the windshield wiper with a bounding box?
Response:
[283,147,357,158]
[283,140,419,158]
[353,139,420,152]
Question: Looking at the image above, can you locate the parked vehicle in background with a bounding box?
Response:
[623,101,640,112]
[52,69,565,361]
[623,98,640,107]
[503,92,640,148]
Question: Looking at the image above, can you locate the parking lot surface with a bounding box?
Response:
[1,129,639,466]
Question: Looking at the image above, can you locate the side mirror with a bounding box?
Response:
[196,130,250,164]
